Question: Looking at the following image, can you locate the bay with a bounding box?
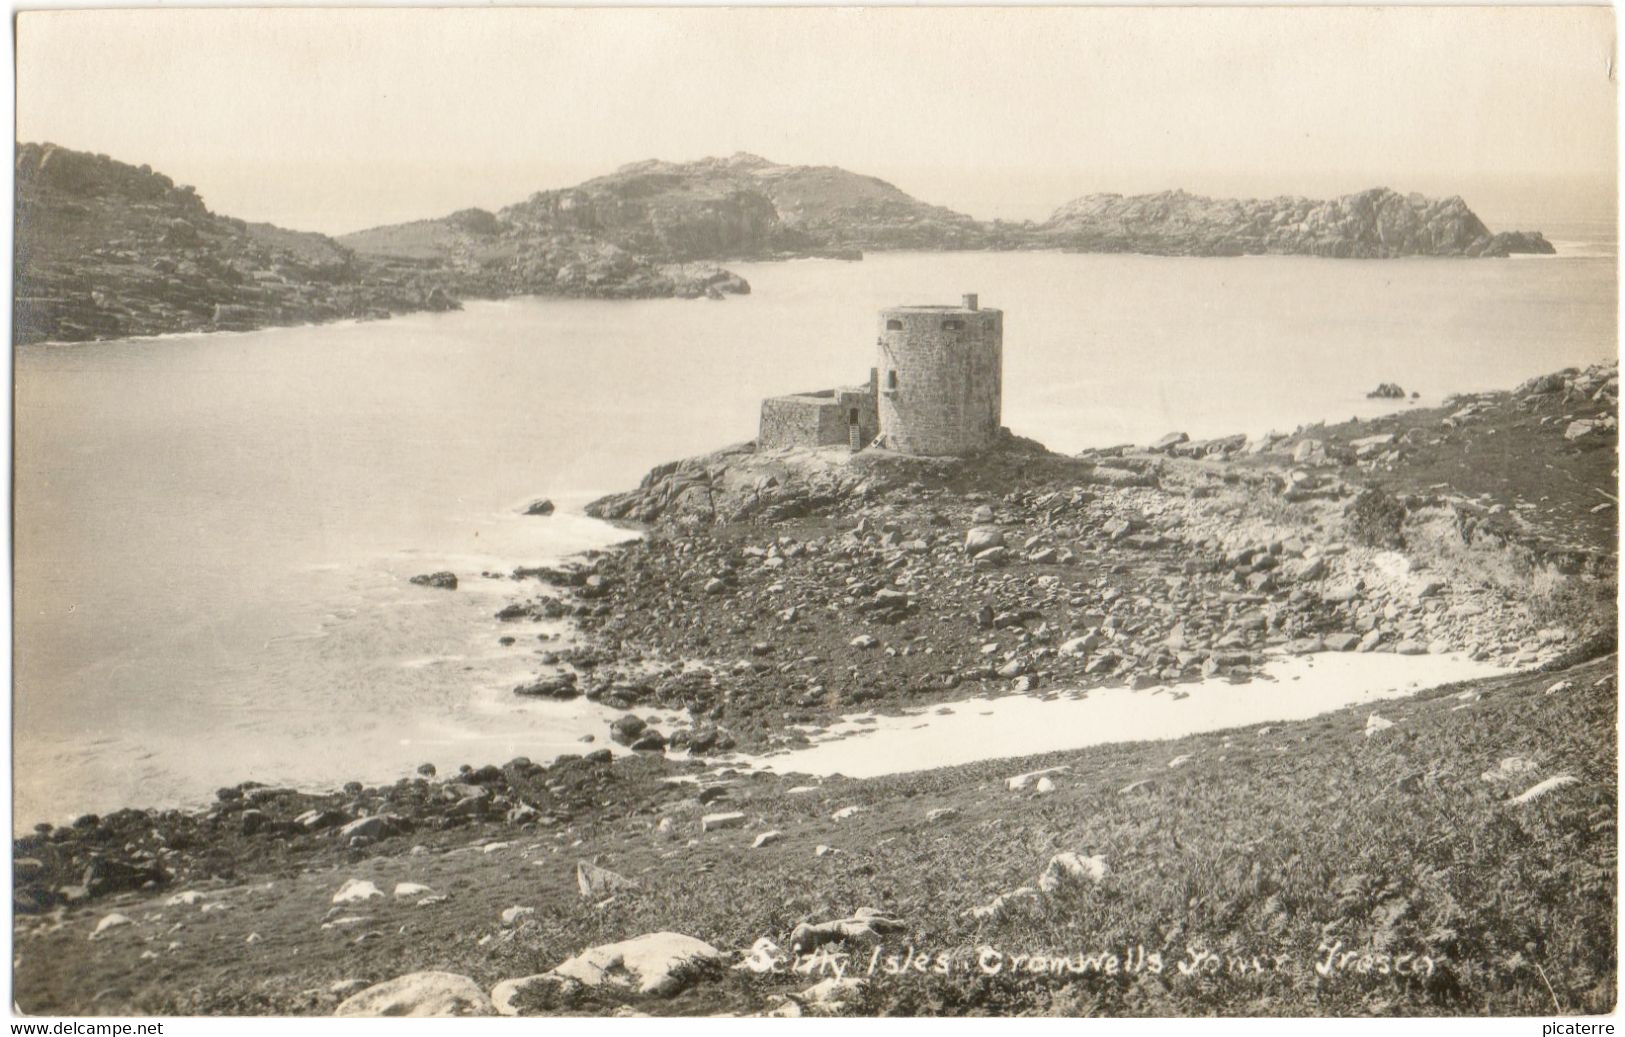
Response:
[12,248,1615,826]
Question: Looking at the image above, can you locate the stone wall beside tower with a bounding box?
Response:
[875,294,1003,456]
[758,381,879,450]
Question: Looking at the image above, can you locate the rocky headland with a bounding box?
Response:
[13,144,468,345]
[12,144,752,346]
[14,361,1616,1017]
[17,143,1559,346]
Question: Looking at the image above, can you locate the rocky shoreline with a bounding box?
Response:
[12,360,1617,1016]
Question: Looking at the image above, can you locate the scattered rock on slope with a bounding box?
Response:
[334,972,490,1017]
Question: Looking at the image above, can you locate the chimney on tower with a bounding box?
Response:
[962,293,979,311]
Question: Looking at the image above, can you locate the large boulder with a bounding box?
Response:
[514,673,579,699]
[336,815,396,843]
[629,729,668,753]
[490,975,559,1017]
[90,913,134,940]
[609,714,648,746]
[1291,439,1327,465]
[1518,371,1570,396]
[772,977,868,1017]
[81,856,166,897]
[1565,419,1602,442]
[1005,766,1068,791]
[553,932,722,994]
[331,878,384,903]
[334,972,490,1017]
[492,932,723,1010]
[963,526,1005,556]
[788,908,906,955]
[1059,632,1105,656]
[972,545,1009,567]
[1038,852,1109,893]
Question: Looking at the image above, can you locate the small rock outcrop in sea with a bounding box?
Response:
[522,498,556,516]
[513,673,579,699]
[409,571,458,590]
[1367,382,1407,399]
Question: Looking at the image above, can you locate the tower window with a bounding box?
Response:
[887,370,898,390]
[886,319,903,331]
[942,319,962,331]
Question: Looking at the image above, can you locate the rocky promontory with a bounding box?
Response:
[498,362,1616,758]
[331,206,753,304]
[13,144,470,345]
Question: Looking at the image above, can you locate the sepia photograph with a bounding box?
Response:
[7,4,1619,1022]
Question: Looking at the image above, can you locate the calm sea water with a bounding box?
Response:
[12,248,1617,827]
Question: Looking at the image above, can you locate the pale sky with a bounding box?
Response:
[14,6,1619,235]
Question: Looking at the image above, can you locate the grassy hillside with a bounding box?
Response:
[13,654,1614,1016]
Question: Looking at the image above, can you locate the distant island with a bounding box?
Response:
[14,144,1556,345]
[1033,187,1555,259]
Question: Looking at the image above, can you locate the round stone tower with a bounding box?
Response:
[875,293,1003,455]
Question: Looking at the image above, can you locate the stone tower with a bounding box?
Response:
[876,293,1003,455]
